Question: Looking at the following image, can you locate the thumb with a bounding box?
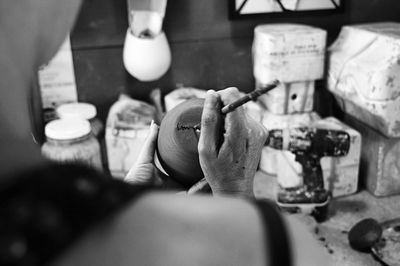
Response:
[125,120,159,184]
[135,120,159,165]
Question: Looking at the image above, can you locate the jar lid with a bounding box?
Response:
[57,102,97,120]
[45,118,91,140]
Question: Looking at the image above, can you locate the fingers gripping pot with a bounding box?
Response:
[157,82,280,188]
[157,98,205,188]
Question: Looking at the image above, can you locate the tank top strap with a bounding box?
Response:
[253,199,292,266]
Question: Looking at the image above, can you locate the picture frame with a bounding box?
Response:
[229,0,344,19]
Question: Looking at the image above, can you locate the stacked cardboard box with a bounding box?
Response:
[253,24,325,176]
[254,23,360,197]
[253,24,327,176]
[328,22,400,196]
[253,24,327,115]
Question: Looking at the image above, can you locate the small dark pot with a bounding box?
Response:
[157,98,205,188]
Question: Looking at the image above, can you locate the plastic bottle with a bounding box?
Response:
[41,118,103,171]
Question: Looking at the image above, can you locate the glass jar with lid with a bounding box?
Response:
[41,118,103,171]
[56,102,104,137]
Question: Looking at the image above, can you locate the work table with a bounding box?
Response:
[254,171,400,266]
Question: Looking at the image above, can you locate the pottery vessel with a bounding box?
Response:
[157,98,205,187]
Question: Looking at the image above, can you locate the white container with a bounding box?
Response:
[257,80,315,114]
[328,22,400,137]
[42,118,103,171]
[105,95,156,179]
[253,23,326,83]
[57,102,104,137]
[343,114,400,197]
[261,110,320,132]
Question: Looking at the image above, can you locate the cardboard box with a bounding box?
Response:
[276,117,361,197]
[257,80,315,114]
[328,22,400,137]
[343,115,400,197]
[38,36,78,122]
[253,23,326,83]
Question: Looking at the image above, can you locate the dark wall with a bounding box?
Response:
[71,0,400,121]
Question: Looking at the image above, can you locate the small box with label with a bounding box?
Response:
[253,23,327,84]
[38,36,78,122]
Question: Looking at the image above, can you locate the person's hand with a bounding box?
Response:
[198,88,267,197]
[124,121,210,194]
[125,120,162,185]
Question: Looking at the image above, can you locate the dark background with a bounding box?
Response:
[70,0,400,121]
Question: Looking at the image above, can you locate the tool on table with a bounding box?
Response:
[349,217,400,266]
[192,80,280,130]
[266,127,351,221]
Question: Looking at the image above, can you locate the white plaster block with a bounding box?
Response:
[253,23,327,83]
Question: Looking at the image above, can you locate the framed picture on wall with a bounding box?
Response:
[229,0,343,18]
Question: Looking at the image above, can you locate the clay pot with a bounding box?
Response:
[157,98,205,187]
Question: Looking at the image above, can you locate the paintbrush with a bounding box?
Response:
[192,79,280,130]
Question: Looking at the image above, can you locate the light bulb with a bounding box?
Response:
[123,29,171,82]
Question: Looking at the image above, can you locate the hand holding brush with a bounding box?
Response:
[192,79,279,130]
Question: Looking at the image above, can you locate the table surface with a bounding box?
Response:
[253,171,400,266]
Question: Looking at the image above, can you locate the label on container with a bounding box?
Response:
[38,35,78,122]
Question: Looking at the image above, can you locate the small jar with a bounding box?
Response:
[42,118,103,171]
[56,102,104,137]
